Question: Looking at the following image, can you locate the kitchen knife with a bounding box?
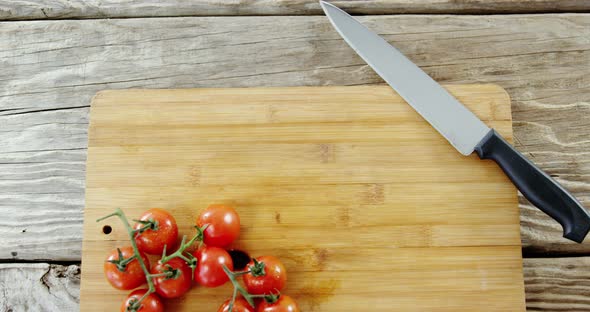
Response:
[320,0,590,243]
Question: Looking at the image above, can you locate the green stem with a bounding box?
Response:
[222,265,283,309]
[159,225,208,277]
[249,258,266,277]
[177,253,192,264]
[228,287,238,312]
[107,248,138,272]
[119,254,136,267]
[97,208,154,312]
[148,272,173,278]
[232,270,251,276]
[96,212,119,223]
[260,292,280,304]
[131,291,151,312]
[132,223,152,235]
[222,264,256,308]
[160,235,187,264]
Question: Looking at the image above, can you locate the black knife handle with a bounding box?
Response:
[475,130,590,243]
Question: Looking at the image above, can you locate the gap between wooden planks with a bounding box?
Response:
[2,0,590,20]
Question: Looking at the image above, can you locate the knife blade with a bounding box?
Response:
[320,0,590,243]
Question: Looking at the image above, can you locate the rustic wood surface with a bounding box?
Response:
[1,5,590,312]
[2,14,590,261]
[2,0,590,20]
[524,257,590,311]
[0,263,80,311]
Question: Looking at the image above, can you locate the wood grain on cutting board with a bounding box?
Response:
[81,85,525,311]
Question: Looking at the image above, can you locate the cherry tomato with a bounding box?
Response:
[193,246,234,287]
[120,289,164,312]
[151,258,192,299]
[134,208,178,255]
[243,256,287,295]
[104,246,150,290]
[197,204,240,247]
[218,297,254,312]
[256,295,300,312]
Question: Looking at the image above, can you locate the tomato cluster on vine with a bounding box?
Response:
[97,205,300,312]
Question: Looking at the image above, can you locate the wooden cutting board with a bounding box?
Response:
[80,85,525,311]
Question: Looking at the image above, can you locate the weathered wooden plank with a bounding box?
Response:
[1,0,590,20]
[2,258,588,311]
[524,257,590,311]
[1,15,590,260]
[0,263,80,311]
[0,110,87,261]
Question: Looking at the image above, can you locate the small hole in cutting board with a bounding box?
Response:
[102,225,112,235]
[228,249,251,270]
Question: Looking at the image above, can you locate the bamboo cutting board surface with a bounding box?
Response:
[80,85,525,311]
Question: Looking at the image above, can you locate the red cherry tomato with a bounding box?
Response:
[193,246,233,287]
[218,297,255,312]
[256,295,300,312]
[134,208,178,255]
[104,246,150,290]
[151,258,192,299]
[120,289,164,312]
[243,256,287,295]
[196,204,240,247]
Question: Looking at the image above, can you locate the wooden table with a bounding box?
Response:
[1,1,589,310]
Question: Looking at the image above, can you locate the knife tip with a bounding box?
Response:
[319,1,343,15]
